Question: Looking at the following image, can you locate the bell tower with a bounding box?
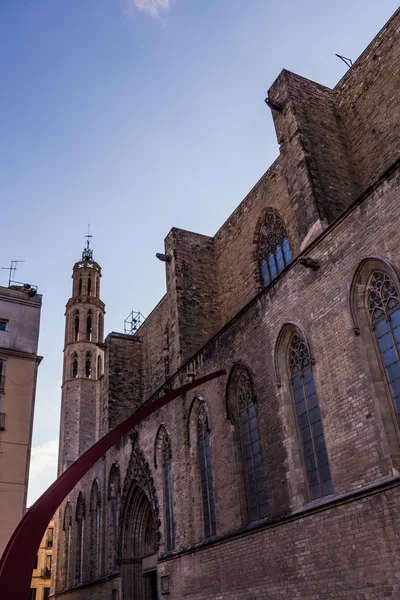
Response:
[58,232,105,473]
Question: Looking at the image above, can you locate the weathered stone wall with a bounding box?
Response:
[53,9,400,600]
[335,7,400,190]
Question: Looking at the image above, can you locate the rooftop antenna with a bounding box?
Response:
[1,260,25,287]
[335,54,353,68]
[82,223,93,261]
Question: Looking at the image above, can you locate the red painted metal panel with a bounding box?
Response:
[0,370,225,599]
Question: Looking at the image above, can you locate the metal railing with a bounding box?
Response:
[40,567,51,579]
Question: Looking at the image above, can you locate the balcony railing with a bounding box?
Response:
[40,568,51,579]
[0,413,5,431]
[45,540,53,548]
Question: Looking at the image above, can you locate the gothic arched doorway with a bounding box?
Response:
[120,482,158,600]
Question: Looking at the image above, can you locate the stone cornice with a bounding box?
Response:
[0,347,42,364]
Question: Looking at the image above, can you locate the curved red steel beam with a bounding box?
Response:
[0,370,226,599]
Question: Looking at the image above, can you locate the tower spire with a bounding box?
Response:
[82,224,93,261]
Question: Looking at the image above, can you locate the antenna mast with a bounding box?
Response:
[1,260,25,287]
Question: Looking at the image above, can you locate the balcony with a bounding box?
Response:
[40,568,51,579]
[0,413,5,431]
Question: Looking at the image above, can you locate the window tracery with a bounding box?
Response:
[258,212,292,286]
[237,370,268,522]
[289,333,332,500]
[367,271,400,423]
[198,405,216,537]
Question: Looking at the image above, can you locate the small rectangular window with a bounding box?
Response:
[30,589,37,600]
[46,527,53,548]
[43,589,50,600]
[0,320,8,331]
[34,555,38,570]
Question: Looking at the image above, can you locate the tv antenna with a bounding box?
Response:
[1,260,25,287]
[335,54,353,69]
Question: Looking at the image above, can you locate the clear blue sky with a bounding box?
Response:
[0,0,397,504]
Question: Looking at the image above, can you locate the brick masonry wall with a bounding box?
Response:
[335,8,400,190]
[53,10,400,600]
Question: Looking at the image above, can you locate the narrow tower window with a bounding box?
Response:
[289,333,333,500]
[367,271,400,424]
[96,277,100,297]
[74,312,79,342]
[258,212,292,286]
[78,278,82,296]
[72,354,78,379]
[98,314,103,344]
[85,353,92,378]
[237,370,268,522]
[198,405,216,538]
[87,312,92,342]
[97,355,102,379]
[88,277,92,296]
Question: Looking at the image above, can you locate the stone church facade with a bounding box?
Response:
[53,10,400,600]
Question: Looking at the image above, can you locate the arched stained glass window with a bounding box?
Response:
[75,493,85,584]
[237,371,267,522]
[197,406,216,538]
[162,439,175,551]
[367,272,400,423]
[289,333,332,500]
[258,213,292,286]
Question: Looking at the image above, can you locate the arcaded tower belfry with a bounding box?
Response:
[58,235,105,473]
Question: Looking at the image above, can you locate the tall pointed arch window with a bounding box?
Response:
[90,480,101,579]
[71,354,78,379]
[85,353,92,378]
[108,463,121,571]
[75,493,85,584]
[74,312,80,342]
[237,370,268,522]
[87,312,93,342]
[63,502,72,590]
[258,212,292,286]
[88,277,92,296]
[98,314,103,344]
[97,355,102,379]
[367,272,400,423]
[197,405,216,537]
[289,333,332,500]
[162,438,175,551]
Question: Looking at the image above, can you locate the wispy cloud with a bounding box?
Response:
[127,0,170,18]
[27,439,58,506]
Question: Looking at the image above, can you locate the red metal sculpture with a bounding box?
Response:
[0,370,225,599]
